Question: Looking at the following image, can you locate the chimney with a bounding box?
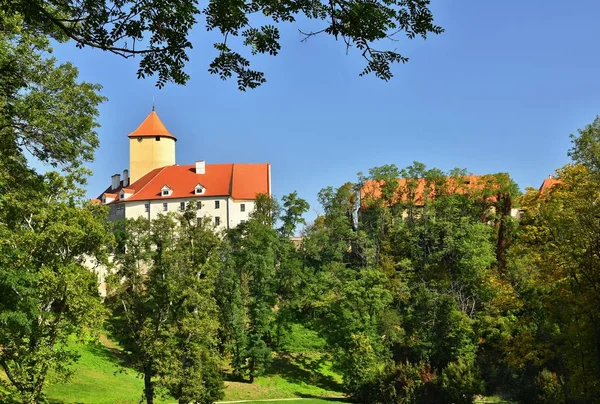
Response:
[122,169,129,187]
[195,160,206,174]
[111,173,121,190]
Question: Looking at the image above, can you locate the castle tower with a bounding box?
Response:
[128,109,177,183]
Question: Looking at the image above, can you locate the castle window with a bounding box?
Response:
[163,203,168,212]
[180,202,186,211]
[145,203,150,213]
[240,203,245,212]
[155,136,160,141]
[161,185,172,197]
[215,216,220,226]
[215,201,220,209]
[197,201,202,210]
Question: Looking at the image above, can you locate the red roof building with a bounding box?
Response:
[539,175,560,194]
[97,110,271,229]
[361,174,511,207]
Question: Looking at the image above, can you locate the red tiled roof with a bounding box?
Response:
[361,174,509,207]
[99,163,270,204]
[128,110,177,141]
[539,176,560,194]
[231,164,271,199]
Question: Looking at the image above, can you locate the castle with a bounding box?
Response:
[94,109,271,228]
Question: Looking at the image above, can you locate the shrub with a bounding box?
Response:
[535,369,562,403]
[440,359,484,404]
[355,361,443,404]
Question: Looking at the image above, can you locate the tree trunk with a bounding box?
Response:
[495,193,511,273]
[144,364,154,404]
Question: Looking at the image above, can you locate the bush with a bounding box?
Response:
[355,361,443,404]
[440,359,484,404]
[535,369,562,403]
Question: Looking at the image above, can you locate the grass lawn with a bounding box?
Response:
[1,329,346,404]
[0,325,509,404]
[222,351,344,401]
[43,336,172,404]
[221,400,348,404]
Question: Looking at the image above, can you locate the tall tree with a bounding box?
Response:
[233,195,280,382]
[1,0,443,88]
[219,193,309,382]
[155,207,224,404]
[108,207,224,404]
[106,217,158,404]
[498,119,600,403]
[298,164,510,403]
[0,11,108,404]
[0,173,111,404]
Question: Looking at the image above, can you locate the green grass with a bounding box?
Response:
[43,337,172,404]
[277,323,327,354]
[224,400,348,404]
[0,330,345,404]
[222,352,344,401]
[0,328,507,404]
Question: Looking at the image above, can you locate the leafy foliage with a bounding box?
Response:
[1,0,443,88]
[107,209,224,404]
[0,11,108,404]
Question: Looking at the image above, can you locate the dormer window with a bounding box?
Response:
[161,185,173,197]
[120,188,134,200]
[194,184,205,195]
[102,193,116,204]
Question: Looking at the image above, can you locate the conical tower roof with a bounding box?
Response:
[128,110,177,141]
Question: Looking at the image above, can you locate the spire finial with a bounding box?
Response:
[152,97,155,111]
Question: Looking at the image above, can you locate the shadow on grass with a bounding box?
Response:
[296,393,353,402]
[264,352,343,393]
[223,372,252,383]
[85,339,128,366]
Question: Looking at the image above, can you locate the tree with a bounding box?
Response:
[297,164,508,402]
[0,11,109,404]
[229,195,280,382]
[0,173,112,404]
[107,206,224,404]
[106,217,157,404]
[2,0,443,88]
[218,193,309,382]
[279,191,309,238]
[155,207,224,404]
[0,12,104,175]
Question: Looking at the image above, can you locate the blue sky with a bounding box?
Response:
[51,0,600,220]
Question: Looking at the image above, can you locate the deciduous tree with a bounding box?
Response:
[1,0,443,88]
